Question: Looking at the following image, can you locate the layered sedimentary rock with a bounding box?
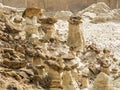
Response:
[0,3,119,90]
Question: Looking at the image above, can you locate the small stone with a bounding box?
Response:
[88,63,100,75]
[35,65,45,69]
[103,48,111,57]
[97,59,110,75]
[113,58,118,62]
[14,35,20,40]
[13,17,22,23]
[111,68,118,74]
[87,43,100,54]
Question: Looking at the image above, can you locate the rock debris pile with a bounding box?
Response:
[77,2,120,23]
[0,3,119,90]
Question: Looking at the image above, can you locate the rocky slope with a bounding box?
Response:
[0,2,120,90]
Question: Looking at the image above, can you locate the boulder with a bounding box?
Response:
[91,72,113,90]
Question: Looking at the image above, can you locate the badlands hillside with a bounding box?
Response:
[0,2,120,90]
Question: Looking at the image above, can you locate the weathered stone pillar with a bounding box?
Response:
[22,7,45,23]
[62,56,79,90]
[32,47,46,67]
[24,24,40,46]
[44,60,63,89]
[25,24,39,37]
[81,68,89,89]
[63,71,76,90]
[22,7,45,41]
[40,17,57,42]
[67,16,85,52]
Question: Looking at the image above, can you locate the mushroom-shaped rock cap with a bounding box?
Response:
[44,60,63,71]
[65,63,78,71]
[62,53,75,61]
[34,45,43,49]
[13,17,23,23]
[22,8,45,18]
[103,48,110,54]
[64,60,79,71]
[35,65,45,69]
[68,16,82,25]
[39,17,57,25]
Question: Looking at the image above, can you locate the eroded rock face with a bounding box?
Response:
[3,59,27,69]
